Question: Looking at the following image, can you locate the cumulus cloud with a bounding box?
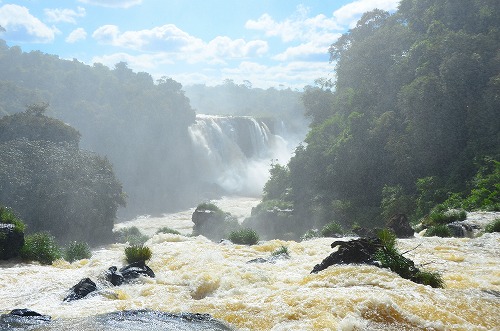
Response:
[245,6,342,43]
[44,6,86,24]
[66,27,87,43]
[272,39,338,62]
[333,0,400,28]
[92,24,268,63]
[0,4,55,43]
[78,0,142,9]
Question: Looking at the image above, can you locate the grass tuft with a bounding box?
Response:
[228,228,259,245]
[125,245,152,264]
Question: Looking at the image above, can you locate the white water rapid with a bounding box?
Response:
[1,198,499,330]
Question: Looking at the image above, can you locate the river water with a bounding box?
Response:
[1,197,499,330]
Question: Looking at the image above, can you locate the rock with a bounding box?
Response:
[311,238,382,274]
[106,261,156,286]
[0,309,234,330]
[63,277,97,302]
[0,309,51,330]
[0,223,24,260]
[447,221,481,237]
[7,308,51,320]
[192,206,239,242]
[386,214,414,238]
[106,266,125,286]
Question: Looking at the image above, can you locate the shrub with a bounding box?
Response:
[271,245,290,257]
[375,229,444,288]
[125,245,152,264]
[429,209,466,224]
[0,205,26,233]
[64,241,92,262]
[484,218,500,233]
[412,270,444,288]
[20,232,61,265]
[321,221,343,237]
[156,227,181,235]
[114,226,149,245]
[424,224,452,237]
[228,228,259,245]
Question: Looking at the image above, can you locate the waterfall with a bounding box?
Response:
[188,115,290,196]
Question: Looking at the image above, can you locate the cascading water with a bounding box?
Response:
[188,115,292,196]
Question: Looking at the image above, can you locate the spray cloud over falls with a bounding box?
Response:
[189,114,295,196]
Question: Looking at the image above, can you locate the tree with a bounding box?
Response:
[0,106,125,243]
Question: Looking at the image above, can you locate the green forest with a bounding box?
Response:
[0,0,499,244]
[250,0,500,238]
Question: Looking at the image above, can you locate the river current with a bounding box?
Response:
[1,196,499,330]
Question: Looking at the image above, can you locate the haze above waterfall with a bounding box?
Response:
[189,114,300,197]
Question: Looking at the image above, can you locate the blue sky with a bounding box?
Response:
[0,0,400,89]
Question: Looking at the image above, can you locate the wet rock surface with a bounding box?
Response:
[311,238,382,274]
[0,309,234,331]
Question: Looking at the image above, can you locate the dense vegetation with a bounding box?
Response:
[0,105,125,243]
[0,44,307,216]
[258,0,500,237]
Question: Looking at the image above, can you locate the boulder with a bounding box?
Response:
[7,308,51,320]
[0,223,24,260]
[63,277,97,302]
[106,261,155,286]
[311,238,382,274]
[386,214,414,238]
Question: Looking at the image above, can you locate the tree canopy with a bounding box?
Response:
[0,106,125,243]
[259,0,500,235]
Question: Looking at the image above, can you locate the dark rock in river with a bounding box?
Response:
[447,221,480,237]
[106,261,155,286]
[386,214,414,238]
[0,308,51,330]
[0,223,24,260]
[0,309,234,330]
[311,238,382,274]
[63,277,97,302]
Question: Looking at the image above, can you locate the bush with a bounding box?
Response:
[156,227,181,235]
[114,226,149,245]
[64,241,92,262]
[20,232,61,265]
[271,245,290,257]
[429,209,466,224]
[228,228,259,245]
[125,245,152,264]
[375,229,444,288]
[484,218,500,233]
[321,221,343,237]
[412,270,444,288]
[424,224,452,237]
[0,205,26,233]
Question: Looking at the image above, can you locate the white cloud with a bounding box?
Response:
[334,0,400,28]
[0,4,55,43]
[245,6,342,43]
[93,24,202,52]
[219,61,334,90]
[272,39,337,62]
[92,24,268,63]
[78,0,142,9]
[44,7,86,24]
[66,27,87,43]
